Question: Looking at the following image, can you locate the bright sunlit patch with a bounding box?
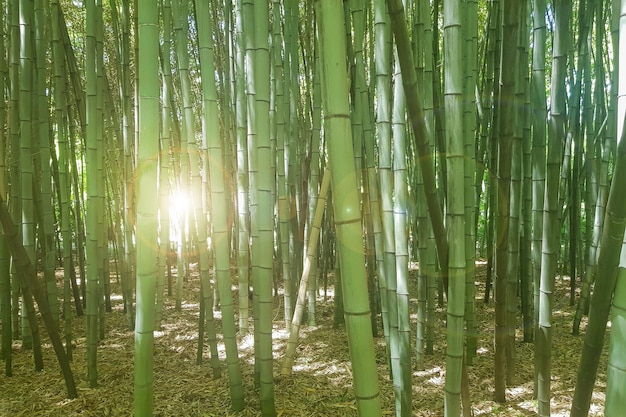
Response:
[169,188,192,223]
[240,334,254,348]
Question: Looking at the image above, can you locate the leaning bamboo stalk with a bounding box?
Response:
[0,196,77,399]
[281,169,330,376]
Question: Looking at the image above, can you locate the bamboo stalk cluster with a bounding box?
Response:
[0,1,624,417]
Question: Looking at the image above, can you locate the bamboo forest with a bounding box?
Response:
[1,0,626,415]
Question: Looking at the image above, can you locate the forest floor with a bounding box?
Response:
[0,260,607,416]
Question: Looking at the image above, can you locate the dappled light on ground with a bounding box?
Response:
[0,262,606,416]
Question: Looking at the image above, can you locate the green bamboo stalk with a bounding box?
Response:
[373,0,392,365]
[571,129,626,415]
[0,195,77,398]
[282,169,330,376]
[537,2,568,413]
[51,0,72,360]
[34,0,58,328]
[356,2,381,338]
[494,0,519,403]
[273,0,292,327]
[606,245,626,417]
[95,0,107,343]
[413,0,437,362]
[85,0,102,387]
[530,0,546,348]
[505,4,526,384]
[571,2,626,412]
[391,44,411,417]
[172,0,213,375]
[171,0,190,314]
[19,0,36,354]
[195,0,241,397]
[443,0,467,414]
[305,2,322,328]
[252,2,275,414]
[386,0,448,280]
[520,0,534,343]
[155,0,172,330]
[134,0,159,414]
[284,0,303,295]
[463,0,478,365]
[121,0,135,329]
[317,1,382,415]
[0,0,10,375]
[9,0,22,345]
[379,4,399,392]
[234,0,250,332]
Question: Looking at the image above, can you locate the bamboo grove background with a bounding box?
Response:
[0,0,625,416]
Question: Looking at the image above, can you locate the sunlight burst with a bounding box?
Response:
[169,188,191,222]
